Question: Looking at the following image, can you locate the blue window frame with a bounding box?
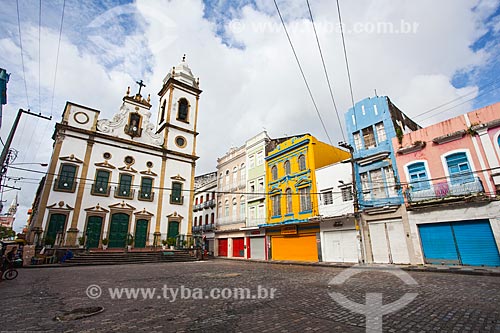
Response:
[446,152,473,185]
[407,162,430,191]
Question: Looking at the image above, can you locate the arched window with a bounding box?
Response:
[160,100,166,123]
[299,186,311,212]
[284,160,291,175]
[240,196,245,217]
[445,152,473,184]
[232,198,237,217]
[286,188,293,214]
[240,163,246,183]
[407,162,430,191]
[205,215,209,225]
[211,213,215,224]
[233,166,238,184]
[224,200,229,217]
[225,170,230,186]
[298,155,306,171]
[271,194,281,217]
[194,216,197,226]
[271,165,278,180]
[177,98,189,122]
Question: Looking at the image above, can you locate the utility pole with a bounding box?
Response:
[339,141,366,264]
[0,109,52,195]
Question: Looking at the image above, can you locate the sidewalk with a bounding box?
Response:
[216,257,500,277]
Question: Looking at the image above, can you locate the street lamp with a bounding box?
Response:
[10,163,48,167]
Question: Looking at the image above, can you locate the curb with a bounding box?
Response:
[214,257,500,277]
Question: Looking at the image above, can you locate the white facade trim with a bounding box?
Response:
[402,159,434,186]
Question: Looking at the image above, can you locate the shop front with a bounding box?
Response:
[266,223,320,262]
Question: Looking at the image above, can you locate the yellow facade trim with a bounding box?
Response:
[70,138,95,229]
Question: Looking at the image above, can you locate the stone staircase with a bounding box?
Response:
[62,250,198,266]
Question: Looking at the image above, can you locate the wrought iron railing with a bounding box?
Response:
[406,177,484,204]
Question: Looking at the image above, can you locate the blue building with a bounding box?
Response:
[345,96,421,264]
[0,68,10,129]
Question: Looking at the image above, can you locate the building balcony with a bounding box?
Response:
[203,224,214,231]
[246,218,267,228]
[193,204,203,211]
[91,184,111,196]
[216,216,246,226]
[53,178,77,193]
[406,177,485,206]
[247,193,265,202]
[114,187,135,199]
[203,199,216,209]
[138,190,154,201]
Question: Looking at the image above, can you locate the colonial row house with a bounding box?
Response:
[394,102,500,267]
[27,57,201,250]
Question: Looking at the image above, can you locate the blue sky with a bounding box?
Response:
[0,0,499,230]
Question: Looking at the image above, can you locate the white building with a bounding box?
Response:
[314,161,361,263]
[192,172,217,253]
[28,57,201,249]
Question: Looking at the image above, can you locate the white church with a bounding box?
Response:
[27,57,201,249]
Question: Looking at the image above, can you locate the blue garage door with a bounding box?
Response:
[418,220,500,267]
[453,220,500,266]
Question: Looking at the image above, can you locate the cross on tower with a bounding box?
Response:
[135,79,146,96]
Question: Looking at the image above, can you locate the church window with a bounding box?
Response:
[170,182,184,204]
[116,174,133,198]
[126,113,142,137]
[177,98,189,122]
[175,136,186,148]
[56,164,77,192]
[92,170,110,196]
[124,156,135,165]
[146,161,153,168]
[160,100,166,123]
[103,152,112,160]
[139,177,153,201]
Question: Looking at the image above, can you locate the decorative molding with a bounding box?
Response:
[356,151,390,166]
[59,154,84,164]
[170,174,186,181]
[84,204,110,213]
[140,169,158,176]
[471,118,500,131]
[167,211,184,219]
[397,141,426,155]
[108,201,136,211]
[94,160,116,169]
[432,130,466,144]
[134,208,154,217]
[118,165,138,173]
[47,202,74,211]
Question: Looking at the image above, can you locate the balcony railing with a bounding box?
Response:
[193,204,203,211]
[91,184,111,196]
[170,195,184,205]
[203,199,216,209]
[114,187,135,199]
[407,177,484,204]
[53,178,77,192]
[246,218,267,228]
[216,216,246,226]
[138,190,155,201]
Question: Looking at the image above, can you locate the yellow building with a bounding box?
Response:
[265,134,350,262]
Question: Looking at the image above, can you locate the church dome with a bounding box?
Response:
[163,55,199,89]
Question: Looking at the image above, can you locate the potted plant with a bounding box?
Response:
[78,236,85,248]
[127,234,134,251]
[161,239,168,250]
[167,237,176,250]
[102,238,109,250]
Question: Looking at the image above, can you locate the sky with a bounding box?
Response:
[0,0,499,231]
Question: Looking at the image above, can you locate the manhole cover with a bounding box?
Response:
[54,306,104,321]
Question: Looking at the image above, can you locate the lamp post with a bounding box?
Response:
[338,141,366,264]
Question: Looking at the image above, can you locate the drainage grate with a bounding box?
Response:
[54,306,104,321]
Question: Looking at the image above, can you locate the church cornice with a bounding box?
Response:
[158,77,202,97]
[55,123,198,161]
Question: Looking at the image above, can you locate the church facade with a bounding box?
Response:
[27,58,201,249]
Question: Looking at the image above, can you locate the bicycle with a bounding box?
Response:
[2,262,18,280]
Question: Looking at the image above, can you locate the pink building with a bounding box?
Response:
[393,103,500,267]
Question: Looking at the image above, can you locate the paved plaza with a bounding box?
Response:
[1,260,499,332]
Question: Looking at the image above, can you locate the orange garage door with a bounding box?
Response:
[271,235,318,262]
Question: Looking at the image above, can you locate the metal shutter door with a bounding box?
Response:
[369,223,390,263]
[453,220,500,267]
[386,220,410,264]
[271,235,318,262]
[250,237,265,260]
[418,223,459,265]
[218,239,228,257]
[323,231,342,262]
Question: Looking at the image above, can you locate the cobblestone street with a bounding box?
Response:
[1,260,499,332]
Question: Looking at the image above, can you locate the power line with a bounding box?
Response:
[305,0,345,142]
[336,0,356,126]
[273,0,333,146]
[38,0,42,115]
[50,0,66,117]
[16,0,31,109]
